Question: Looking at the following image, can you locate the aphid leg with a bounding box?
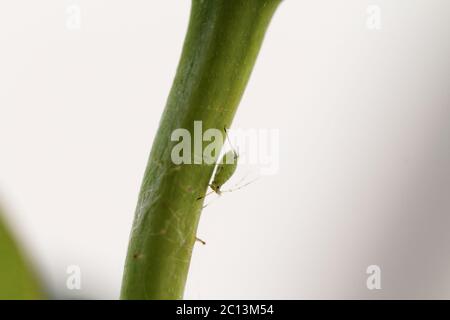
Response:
[196,189,215,201]
[202,194,220,209]
[220,177,260,194]
[227,172,250,189]
[195,237,206,245]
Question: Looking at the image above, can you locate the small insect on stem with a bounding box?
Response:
[197,127,239,201]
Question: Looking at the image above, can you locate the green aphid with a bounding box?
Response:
[210,149,239,195]
[197,127,239,200]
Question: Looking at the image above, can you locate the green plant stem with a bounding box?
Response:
[120,0,281,299]
[0,212,43,299]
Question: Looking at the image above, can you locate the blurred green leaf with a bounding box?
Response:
[0,209,44,299]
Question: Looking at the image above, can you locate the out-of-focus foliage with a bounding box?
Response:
[0,210,43,299]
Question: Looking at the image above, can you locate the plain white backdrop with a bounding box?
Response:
[1,0,450,299]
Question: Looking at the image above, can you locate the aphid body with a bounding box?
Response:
[210,149,239,195]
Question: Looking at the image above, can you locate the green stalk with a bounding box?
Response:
[0,211,44,299]
[121,0,281,299]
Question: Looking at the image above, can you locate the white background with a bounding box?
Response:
[1,0,450,299]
